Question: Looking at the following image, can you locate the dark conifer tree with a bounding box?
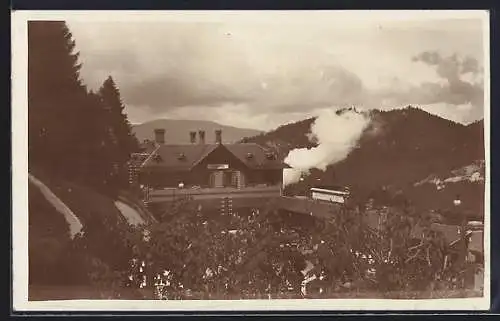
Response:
[98,76,140,190]
[82,91,117,190]
[28,21,88,180]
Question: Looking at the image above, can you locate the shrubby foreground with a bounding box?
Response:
[29,195,481,300]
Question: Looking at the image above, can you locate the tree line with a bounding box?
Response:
[28,21,139,196]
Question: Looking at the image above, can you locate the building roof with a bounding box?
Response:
[311,185,350,193]
[224,143,285,169]
[141,143,286,171]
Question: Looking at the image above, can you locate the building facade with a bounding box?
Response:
[132,128,287,207]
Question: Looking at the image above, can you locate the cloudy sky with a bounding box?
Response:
[66,11,487,131]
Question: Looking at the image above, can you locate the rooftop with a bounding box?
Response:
[141,143,287,170]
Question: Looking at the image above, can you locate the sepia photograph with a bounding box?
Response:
[12,10,490,311]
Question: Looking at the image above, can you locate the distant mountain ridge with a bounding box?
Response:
[241,106,485,216]
[132,119,262,144]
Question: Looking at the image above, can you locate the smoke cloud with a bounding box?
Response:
[283,109,371,186]
[410,51,484,108]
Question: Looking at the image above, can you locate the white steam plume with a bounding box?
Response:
[283,109,371,186]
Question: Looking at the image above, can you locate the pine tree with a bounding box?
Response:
[81,91,117,190]
[98,76,140,190]
[28,21,89,180]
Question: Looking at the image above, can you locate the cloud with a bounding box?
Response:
[410,51,484,107]
[67,17,485,128]
[250,65,366,113]
[121,74,249,109]
[374,51,484,119]
[69,20,373,112]
[118,52,367,114]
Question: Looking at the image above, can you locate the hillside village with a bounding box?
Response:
[26,20,485,301]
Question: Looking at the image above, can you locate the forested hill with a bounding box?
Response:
[241,117,316,153]
[242,107,485,216]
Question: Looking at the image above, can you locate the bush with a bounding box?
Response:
[126,197,474,299]
[30,180,475,298]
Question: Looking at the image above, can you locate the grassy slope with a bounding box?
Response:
[28,169,150,299]
[28,181,73,285]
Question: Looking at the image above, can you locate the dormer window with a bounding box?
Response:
[178,153,186,161]
[246,152,254,159]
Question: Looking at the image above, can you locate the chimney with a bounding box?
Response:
[154,128,165,145]
[198,130,206,144]
[215,129,222,144]
[189,131,197,144]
